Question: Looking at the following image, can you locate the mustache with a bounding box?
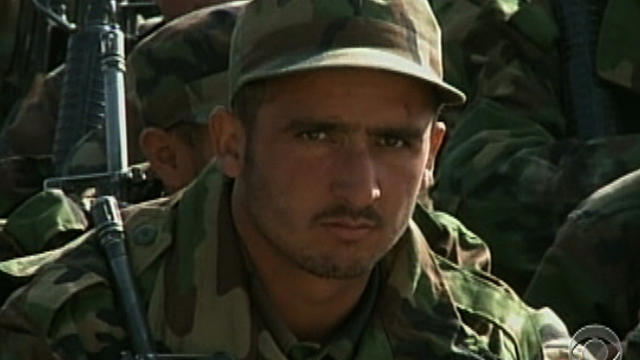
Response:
[310,204,383,227]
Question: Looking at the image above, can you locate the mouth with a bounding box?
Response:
[319,220,377,242]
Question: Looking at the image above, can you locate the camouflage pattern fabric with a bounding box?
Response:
[127,1,246,129]
[0,2,242,280]
[431,0,640,294]
[0,0,241,184]
[0,161,165,303]
[0,1,574,359]
[0,3,240,260]
[0,164,570,359]
[68,1,244,172]
[524,168,640,338]
[0,189,88,262]
[228,0,465,106]
[0,189,88,305]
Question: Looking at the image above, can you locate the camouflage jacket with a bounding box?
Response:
[524,168,640,338]
[0,162,163,305]
[0,189,88,263]
[431,0,640,294]
[0,164,570,360]
[0,189,88,305]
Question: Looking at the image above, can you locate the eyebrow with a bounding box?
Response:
[282,116,428,139]
[367,126,426,142]
[282,116,351,133]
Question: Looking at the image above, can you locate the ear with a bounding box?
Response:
[209,107,245,178]
[139,127,181,190]
[421,121,446,191]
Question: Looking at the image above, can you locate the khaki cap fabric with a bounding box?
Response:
[229,0,466,106]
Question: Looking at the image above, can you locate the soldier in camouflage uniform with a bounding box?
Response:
[0,0,233,218]
[68,0,240,192]
[0,0,217,158]
[0,2,243,305]
[0,1,573,359]
[1,0,493,308]
[127,1,233,192]
[430,0,640,294]
[523,168,640,338]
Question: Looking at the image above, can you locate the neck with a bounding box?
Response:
[254,246,370,342]
[231,187,371,343]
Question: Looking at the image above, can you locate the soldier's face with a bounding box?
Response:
[223,68,444,279]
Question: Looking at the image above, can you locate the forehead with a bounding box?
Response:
[260,68,436,120]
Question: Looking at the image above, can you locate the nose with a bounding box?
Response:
[329,144,381,208]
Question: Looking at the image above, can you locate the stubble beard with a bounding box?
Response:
[243,152,382,280]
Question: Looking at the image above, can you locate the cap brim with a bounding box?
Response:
[235,47,466,106]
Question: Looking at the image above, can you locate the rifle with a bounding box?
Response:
[42,0,162,203]
[35,0,156,357]
[34,1,233,358]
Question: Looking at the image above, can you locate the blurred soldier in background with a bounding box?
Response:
[0,0,231,218]
[525,169,640,338]
[431,0,640,294]
[0,1,241,304]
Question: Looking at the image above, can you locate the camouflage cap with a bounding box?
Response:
[229,0,466,106]
[128,1,247,129]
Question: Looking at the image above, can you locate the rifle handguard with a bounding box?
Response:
[92,196,156,359]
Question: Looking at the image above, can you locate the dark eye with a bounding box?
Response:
[299,130,329,142]
[376,135,407,148]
